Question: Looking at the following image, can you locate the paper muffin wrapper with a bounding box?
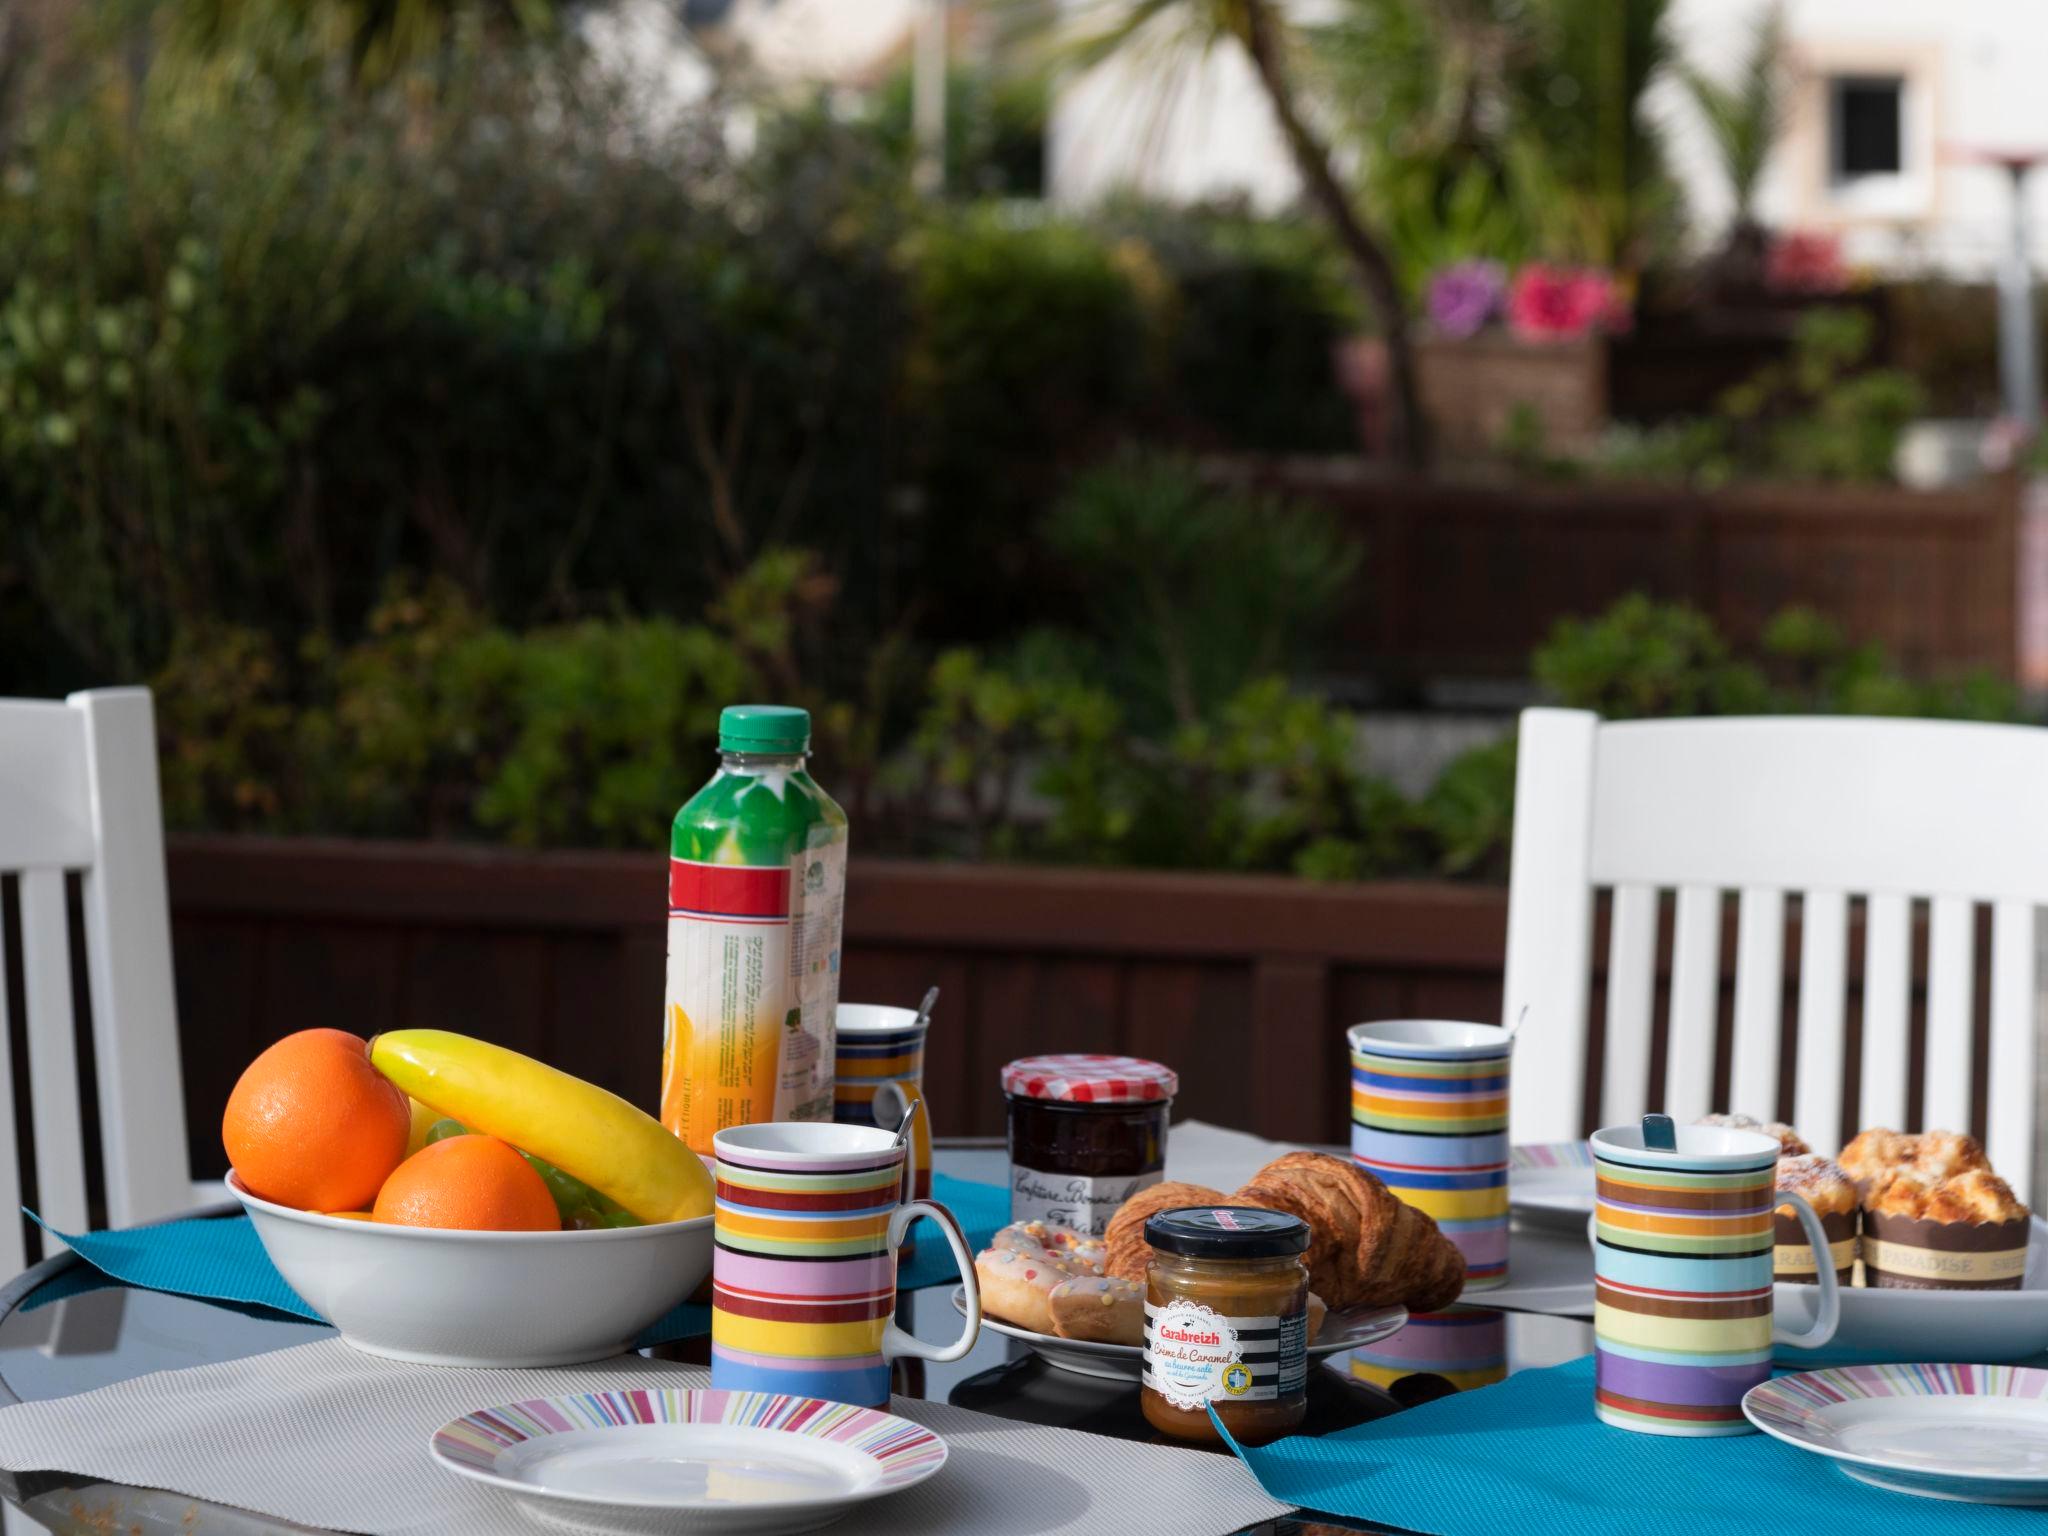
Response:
[1863,1209,2030,1290]
[1773,1208,1855,1285]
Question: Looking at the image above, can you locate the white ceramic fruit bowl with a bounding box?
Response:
[228,1172,713,1367]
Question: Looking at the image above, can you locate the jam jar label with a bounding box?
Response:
[1009,1166,1161,1236]
[1144,1300,1306,1409]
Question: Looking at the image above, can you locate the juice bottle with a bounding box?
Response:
[661,705,848,1156]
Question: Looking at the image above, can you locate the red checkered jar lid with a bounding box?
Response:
[1000,1054,1179,1104]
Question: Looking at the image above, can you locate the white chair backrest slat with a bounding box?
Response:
[1502,709,1600,1146]
[1987,902,2041,1190]
[0,900,24,1278]
[1662,885,1722,1123]
[1923,895,1977,1133]
[1728,888,1785,1120]
[0,689,192,1241]
[70,690,191,1226]
[1860,893,1915,1129]
[1505,709,2048,1205]
[1601,884,1658,1127]
[0,707,95,869]
[1793,889,1850,1155]
[18,868,87,1244]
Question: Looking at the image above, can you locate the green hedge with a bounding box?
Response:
[0,31,1359,697]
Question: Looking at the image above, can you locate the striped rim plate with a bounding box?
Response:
[1744,1364,2048,1503]
[431,1388,947,1526]
[1509,1141,1595,1230]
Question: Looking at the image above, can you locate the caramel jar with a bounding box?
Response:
[1141,1207,1309,1446]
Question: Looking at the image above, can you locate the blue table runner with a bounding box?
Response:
[1216,1354,2046,1536]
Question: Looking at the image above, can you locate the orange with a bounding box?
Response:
[372,1135,561,1231]
[223,1028,411,1213]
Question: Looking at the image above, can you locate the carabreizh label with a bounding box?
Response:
[1143,1298,1307,1409]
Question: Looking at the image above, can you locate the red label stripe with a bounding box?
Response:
[715,1181,899,1212]
[669,859,790,918]
[712,1288,898,1324]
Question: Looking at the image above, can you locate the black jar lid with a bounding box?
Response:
[1144,1206,1309,1259]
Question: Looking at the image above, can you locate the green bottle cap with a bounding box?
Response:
[718,704,811,754]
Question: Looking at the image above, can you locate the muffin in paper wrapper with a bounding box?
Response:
[1773,1208,1856,1285]
[1863,1209,2030,1290]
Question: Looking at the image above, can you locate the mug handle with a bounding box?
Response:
[1771,1189,1842,1349]
[881,1199,981,1363]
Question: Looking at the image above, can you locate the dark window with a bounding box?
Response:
[1831,76,1904,181]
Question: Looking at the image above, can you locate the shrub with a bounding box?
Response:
[1042,454,1361,732]
[1599,307,1925,485]
[1533,594,1772,718]
[0,28,916,693]
[1093,200,1361,453]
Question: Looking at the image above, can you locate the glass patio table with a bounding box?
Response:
[0,1141,1595,1536]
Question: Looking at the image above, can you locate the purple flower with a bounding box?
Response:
[1426,261,1506,339]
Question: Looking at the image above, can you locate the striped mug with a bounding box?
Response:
[712,1123,981,1409]
[1348,1020,1512,1290]
[1590,1123,1841,1436]
[833,1002,934,1207]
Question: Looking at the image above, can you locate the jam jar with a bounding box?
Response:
[1001,1054,1175,1235]
[1141,1206,1310,1446]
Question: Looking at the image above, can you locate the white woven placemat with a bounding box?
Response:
[0,1338,1290,1535]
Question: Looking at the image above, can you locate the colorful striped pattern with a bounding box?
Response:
[1510,1140,1595,1170]
[1744,1363,2048,1441]
[1349,1308,1508,1393]
[1592,1145,1777,1437]
[712,1146,908,1407]
[833,1018,931,1205]
[1351,1045,1510,1289]
[431,1388,946,1487]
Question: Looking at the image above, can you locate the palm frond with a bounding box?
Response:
[1676,2,1784,222]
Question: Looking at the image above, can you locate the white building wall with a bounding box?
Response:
[1661,0,2048,278]
[1044,0,2048,279]
[1047,40,1301,211]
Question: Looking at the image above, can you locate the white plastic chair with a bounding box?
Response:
[0,688,195,1271]
[1504,707,2048,1203]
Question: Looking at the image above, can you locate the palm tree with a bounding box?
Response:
[1020,0,1429,467]
[1676,4,1784,280]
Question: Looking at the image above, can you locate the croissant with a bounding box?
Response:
[1101,1180,1229,1283]
[1232,1151,1465,1314]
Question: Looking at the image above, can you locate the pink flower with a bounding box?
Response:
[1766,232,1849,294]
[1507,264,1625,341]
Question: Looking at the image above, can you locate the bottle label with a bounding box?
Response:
[661,829,845,1153]
[782,829,846,1123]
[1009,1166,1160,1236]
[1143,1301,1306,1408]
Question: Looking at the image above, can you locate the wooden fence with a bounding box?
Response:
[166,837,1973,1181]
[167,837,1506,1177]
[1223,464,2022,689]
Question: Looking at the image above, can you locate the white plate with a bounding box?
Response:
[1745,1364,2048,1504]
[1508,1141,1595,1231]
[1777,1219,2048,1365]
[952,1286,1407,1382]
[431,1389,947,1534]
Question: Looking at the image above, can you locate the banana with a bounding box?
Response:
[368,1030,713,1224]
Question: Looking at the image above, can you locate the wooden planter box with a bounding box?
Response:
[1413,333,1609,457]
